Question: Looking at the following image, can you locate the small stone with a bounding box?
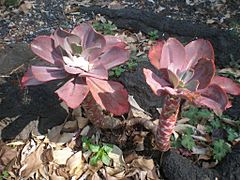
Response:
[8,22,15,28]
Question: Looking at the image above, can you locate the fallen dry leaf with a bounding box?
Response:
[67,151,85,178]
[19,142,45,178]
[0,141,17,167]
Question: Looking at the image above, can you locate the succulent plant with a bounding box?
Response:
[21,23,130,127]
[144,38,240,151]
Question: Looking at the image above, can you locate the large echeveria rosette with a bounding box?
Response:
[21,23,130,115]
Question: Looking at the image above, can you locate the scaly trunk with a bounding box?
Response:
[155,96,181,151]
[81,94,123,129]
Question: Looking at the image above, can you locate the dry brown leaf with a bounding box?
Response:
[133,131,149,151]
[19,142,45,178]
[67,151,85,178]
[16,120,41,140]
[174,124,196,134]
[19,1,33,14]
[128,95,151,119]
[108,1,125,9]
[52,147,74,165]
[131,157,154,171]
[125,156,158,180]
[0,141,17,166]
[192,146,208,155]
[48,124,74,144]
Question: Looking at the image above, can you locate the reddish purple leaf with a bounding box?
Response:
[195,84,228,115]
[161,38,186,72]
[63,64,85,75]
[80,65,108,80]
[148,40,164,69]
[160,68,180,88]
[31,36,63,65]
[143,68,175,96]
[86,77,129,115]
[71,23,92,44]
[184,39,214,69]
[211,76,240,95]
[189,58,215,89]
[92,46,130,70]
[53,28,72,49]
[55,78,89,109]
[104,35,127,49]
[21,68,45,86]
[31,66,67,82]
[72,23,106,50]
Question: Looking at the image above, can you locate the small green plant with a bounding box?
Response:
[212,139,231,161]
[210,118,221,129]
[109,57,138,77]
[148,30,159,40]
[181,128,196,150]
[171,136,182,149]
[225,126,239,141]
[82,136,113,166]
[4,0,19,7]
[182,107,212,126]
[92,21,117,35]
[0,170,9,180]
[109,66,126,77]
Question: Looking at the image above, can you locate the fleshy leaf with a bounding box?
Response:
[86,77,129,115]
[92,46,130,70]
[21,68,45,86]
[72,23,106,50]
[185,80,199,92]
[148,40,164,69]
[211,76,240,95]
[53,28,72,49]
[31,66,67,82]
[143,68,175,96]
[63,63,85,75]
[185,39,214,69]
[189,58,215,89]
[160,38,186,72]
[55,78,89,109]
[104,35,127,49]
[31,36,63,65]
[160,68,179,88]
[195,84,228,115]
[80,65,108,80]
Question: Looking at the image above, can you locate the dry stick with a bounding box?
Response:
[125,117,157,134]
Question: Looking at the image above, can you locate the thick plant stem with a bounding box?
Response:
[156,96,181,152]
[81,94,123,129]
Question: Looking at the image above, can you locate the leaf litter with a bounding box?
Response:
[0,96,159,179]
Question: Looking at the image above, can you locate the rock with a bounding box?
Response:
[216,143,240,180]
[162,151,220,180]
[0,43,35,75]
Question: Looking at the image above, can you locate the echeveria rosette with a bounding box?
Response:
[21,23,130,115]
[144,38,240,152]
[144,38,240,116]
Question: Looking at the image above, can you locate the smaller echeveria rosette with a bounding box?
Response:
[21,23,130,116]
[144,38,240,116]
[144,38,240,151]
